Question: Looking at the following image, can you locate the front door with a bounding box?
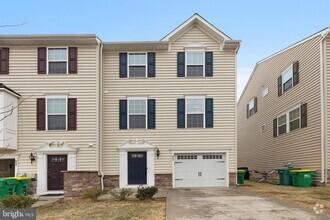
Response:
[128,152,147,185]
[47,155,67,191]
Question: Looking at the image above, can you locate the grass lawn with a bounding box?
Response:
[36,198,166,220]
[240,180,330,216]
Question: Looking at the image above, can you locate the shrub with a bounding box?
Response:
[83,188,105,201]
[109,188,134,201]
[135,186,158,200]
[0,194,38,208]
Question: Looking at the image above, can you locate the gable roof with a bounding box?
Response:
[161,13,231,43]
[238,27,330,104]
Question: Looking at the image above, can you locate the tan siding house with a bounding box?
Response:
[237,28,330,183]
[0,35,101,194]
[102,14,240,188]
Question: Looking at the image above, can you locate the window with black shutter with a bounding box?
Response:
[247,97,257,118]
[278,61,299,96]
[0,48,9,74]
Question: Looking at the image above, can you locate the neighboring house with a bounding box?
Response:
[101,13,240,188]
[237,28,330,183]
[0,13,240,195]
[0,35,101,195]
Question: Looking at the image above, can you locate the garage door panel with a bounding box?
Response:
[174,153,227,188]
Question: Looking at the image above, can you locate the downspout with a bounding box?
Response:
[320,29,329,184]
[98,41,105,190]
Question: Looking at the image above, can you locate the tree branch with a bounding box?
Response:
[0,21,30,28]
[0,95,33,121]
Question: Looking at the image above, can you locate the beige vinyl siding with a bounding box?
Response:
[325,35,330,170]
[237,35,323,181]
[0,46,99,175]
[103,26,236,175]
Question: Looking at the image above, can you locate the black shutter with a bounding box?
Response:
[254,97,257,114]
[0,48,9,74]
[177,99,185,128]
[119,53,127,78]
[148,99,156,129]
[119,100,127,129]
[205,98,213,128]
[301,103,307,128]
[68,98,77,130]
[293,61,299,86]
[147,53,156,77]
[69,47,78,74]
[278,76,282,97]
[246,104,249,119]
[177,52,185,77]
[37,98,46,130]
[273,118,277,137]
[38,47,47,74]
[205,52,213,77]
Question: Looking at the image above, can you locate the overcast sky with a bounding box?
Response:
[1,0,329,100]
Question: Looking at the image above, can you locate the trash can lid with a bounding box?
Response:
[290,169,316,173]
[15,177,30,180]
[237,170,246,173]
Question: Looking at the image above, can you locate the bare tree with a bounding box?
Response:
[0,21,29,28]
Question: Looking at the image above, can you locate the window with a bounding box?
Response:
[282,66,293,93]
[277,106,300,135]
[247,97,257,118]
[186,51,204,77]
[128,98,147,129]
[48,48,68,74]
[262,87,269,97]
[46,97,67,130]
[186,97,205,128]
[261,124,267,133]
[128,53,147,77]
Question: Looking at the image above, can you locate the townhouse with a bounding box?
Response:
[0,14,240,195]
[237,28,330,183]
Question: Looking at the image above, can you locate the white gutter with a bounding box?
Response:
[320,28,329,183]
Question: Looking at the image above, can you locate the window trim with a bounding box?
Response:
[127,52,148,78]
[46,95,68,131]
[281,64,293,94]
[127,96,148,129]
[277,104,300,135]
[185,96,205,128]
[46,47,69,75]
[185,51,205,77]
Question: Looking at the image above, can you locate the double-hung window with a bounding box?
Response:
[128,53,147,77]
[246,97,257,118]
[48,48,68,74]
[281,66,293,93]
[186,51,204,77]
[46,97,67,130]
[128,98,147,129]
[186,97,205,128]
[277,106,300,135]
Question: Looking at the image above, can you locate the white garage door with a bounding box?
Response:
[174,153,227,187]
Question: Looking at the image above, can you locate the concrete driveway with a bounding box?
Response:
[166,188,326,220]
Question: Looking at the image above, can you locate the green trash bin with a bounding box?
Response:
[237,170,246,184]
[0,178,18,200]
[13,177,31,195]
[277,168,301,186]
[290,170,316,187]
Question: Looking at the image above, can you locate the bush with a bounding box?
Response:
[0,194,38,208]
[135,186,158,200]
[83,188,105,201]
[109,188,134,201]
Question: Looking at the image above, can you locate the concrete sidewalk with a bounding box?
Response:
[32,195,63,208]
[166,188,327,220]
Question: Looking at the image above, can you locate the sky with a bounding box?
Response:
[1,0,329,100]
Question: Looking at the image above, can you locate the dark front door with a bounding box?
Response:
[128,152,147,185]
[47,155,67,191]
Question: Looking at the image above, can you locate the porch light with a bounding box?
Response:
[29,153,35,164]
[156,148,160,159]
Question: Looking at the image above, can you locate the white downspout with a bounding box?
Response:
[98,41,105,190]
[320,29,329,183]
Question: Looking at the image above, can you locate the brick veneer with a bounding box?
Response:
[229,172,236,186]
[103,175,119,189]
[62,171,100,197]
[28,178,37,195]
[155,174,172,188]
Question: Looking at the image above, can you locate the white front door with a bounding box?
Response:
[174,153,226,187]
